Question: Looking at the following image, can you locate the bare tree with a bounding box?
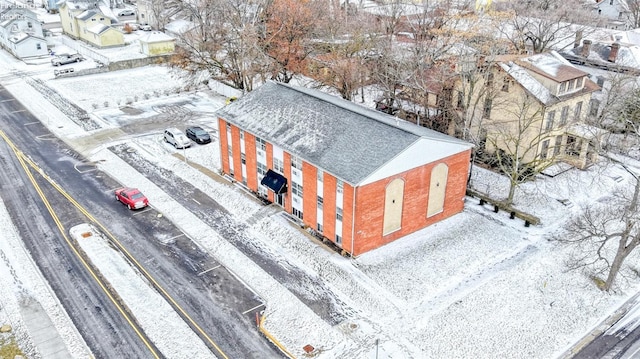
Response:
[627,0,640,28]
[261,0,318,83]
[169,0,270,91]
[373,1,486,126]
[140,0,173,30]
[483,92,556,204]
[558,164,640,291]
[617,87,640,137]
[310,2,379,100]
[588,73,640,152]
[494,0,601,54]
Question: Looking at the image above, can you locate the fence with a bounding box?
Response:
[59,36,110,65]
[208,81,243,99]
[53,66,109,79]
[108,55,172,71]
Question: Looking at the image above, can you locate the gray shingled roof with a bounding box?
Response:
[216,81,469,185]
[77,10,97,20]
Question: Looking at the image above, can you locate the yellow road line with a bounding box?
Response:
[0,129,229,359]
[0,130,160,359]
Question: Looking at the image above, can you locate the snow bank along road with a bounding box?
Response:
[0,84,283,358]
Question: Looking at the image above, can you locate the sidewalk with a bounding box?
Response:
[19,298,72,359]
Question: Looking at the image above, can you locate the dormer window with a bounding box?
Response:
[559,82,566,93]
[568,79,575,91]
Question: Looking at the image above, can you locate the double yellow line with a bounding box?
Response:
[0,130,228,359]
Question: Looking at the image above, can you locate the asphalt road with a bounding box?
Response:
[0,87,158,358]
[572,305,640,359]
[112,143,352,326]
[0,84,282,357]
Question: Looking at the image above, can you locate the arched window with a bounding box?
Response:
[427,163,448,217]
[383,178,404,235]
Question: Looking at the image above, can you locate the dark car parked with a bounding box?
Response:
[185,126,211,144]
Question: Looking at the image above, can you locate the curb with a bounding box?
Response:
[558,290,640,358]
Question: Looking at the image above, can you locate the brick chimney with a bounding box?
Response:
[581,39,592,57]
[574,30,583,49]
[608,42,620,63]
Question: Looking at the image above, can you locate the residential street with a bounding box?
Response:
[0,84,283,357]
[0,86,158,358]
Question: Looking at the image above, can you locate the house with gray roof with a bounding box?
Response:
[561,30,640,135]
[59,0,123,47]
[216,81,473,256]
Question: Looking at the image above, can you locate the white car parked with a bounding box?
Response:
[118,9,135,16]
[163,128,191,149]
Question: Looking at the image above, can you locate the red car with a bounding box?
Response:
[115,187,149,210]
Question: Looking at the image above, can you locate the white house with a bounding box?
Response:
[585,0,632,29]
[0,3,48,59]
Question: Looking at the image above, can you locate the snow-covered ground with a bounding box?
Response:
[1,35,640,359]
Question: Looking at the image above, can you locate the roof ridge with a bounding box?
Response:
[271,81,468,144]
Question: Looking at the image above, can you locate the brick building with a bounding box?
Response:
[216,81,473,256]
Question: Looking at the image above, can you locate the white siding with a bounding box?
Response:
[257,148,266,165]
[292,194,302,211]
[291,167,302,184]
[273,146,283,161]
[359,138,470,186]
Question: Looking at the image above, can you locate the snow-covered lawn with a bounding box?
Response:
[1,56,640,358]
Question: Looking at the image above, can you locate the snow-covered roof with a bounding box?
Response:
[611,29,640,45]
[9,32,29,44]
[499,61,554,105]
[97,3,117,22]
[568,39,640,69]
[517,51,587,82]
[76,9,98,20]
[164,19,196,35]
[216,81,471,185]
[62,0,97,11]
[567,123,608,139]
[138,31,174,43]
[0,6,38,26]
[87,23,110,35]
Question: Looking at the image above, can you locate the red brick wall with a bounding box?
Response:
[322,173,337,242]
[219,120,469,256]
[352,150,471,256]
[244,132,258,190]
[230,126,243,182]
[218,118,230,174]
[302,162,317,230]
